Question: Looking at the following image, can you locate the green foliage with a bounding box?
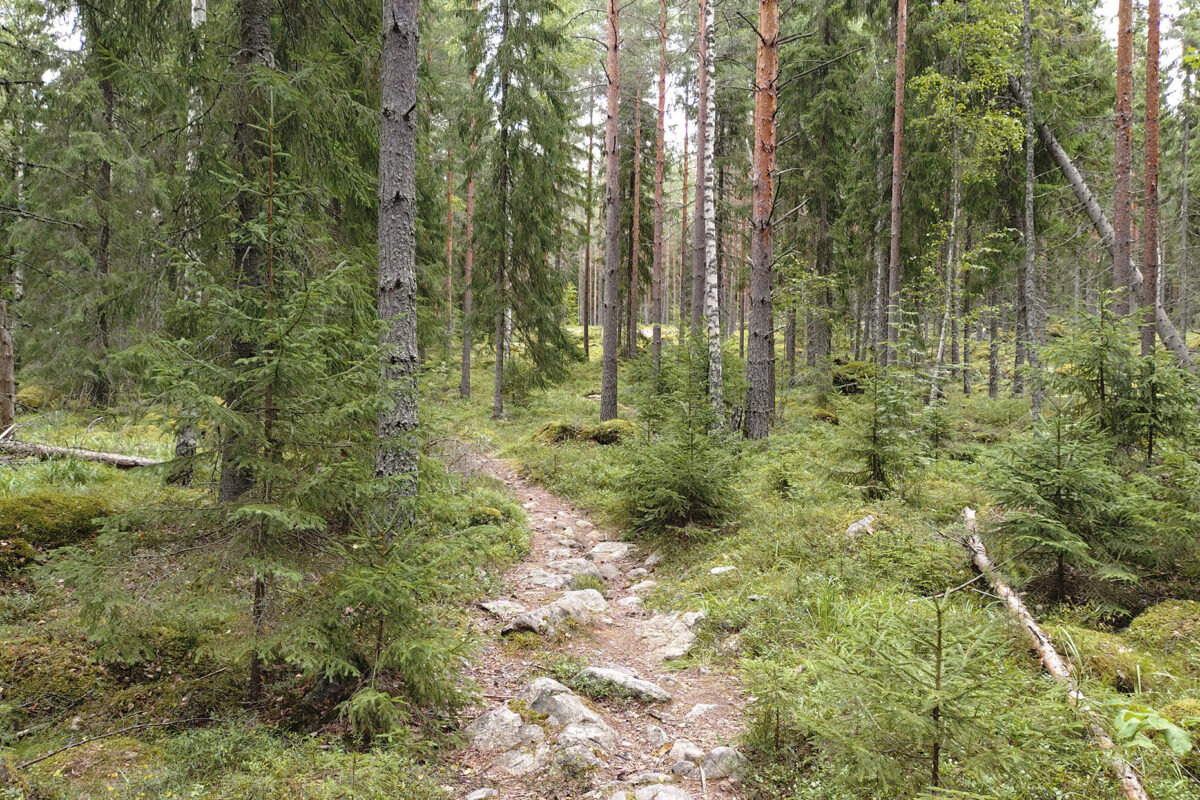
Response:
[1110,701,1193,756]
[1127,601,1200,672]
[0,490,110,548]
[833,373,919,499]
[13,384,57,411]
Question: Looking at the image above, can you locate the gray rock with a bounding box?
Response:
[845,514,875,538]
[682,703,718,722]
[501,589,608,635]
[669,761,695,776]
[556,743,603,770]
[628,772,672,785]
[557,720,619,753]
[700,746,747,780]
[549,558,604,580]
[577,519,595,529]
[709,565,738,576]
[608,793,629,800]
[493,743,551,777]
[547,547,573,560]
[598,564,621,581]
[574,666,671,702]
[639,611,705,661]
[464,790,497,800]
[633,787,693,800]
[588,541,636,563]
[646,724,668,747]
[644,550,664,569]
[524,684,603,727]
[464,706,525,752]
[524,567,570,589]
[631,580,658,595]
[617,596,643,608]
[627,567,649,579]
[520,676,572,703]
[668,739,704,763]
[479,599,525,619]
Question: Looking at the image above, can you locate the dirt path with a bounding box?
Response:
[447,449,748,800]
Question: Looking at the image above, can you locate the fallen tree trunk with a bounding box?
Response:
[0,438,162,469]
[1009,76,1192,370]
[961,508,1151,800]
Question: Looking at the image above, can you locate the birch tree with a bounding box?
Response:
[701,0,720,414]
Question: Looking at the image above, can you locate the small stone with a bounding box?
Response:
[547,547,572,560]
[525,567,571,589]
[578,519,595,529]
[631,580,657,595]
[668,739,704,763]
[464,790,497,800]
[633,787,693,800]
[479,599,525,619]
[700,746,747,780]
[549,558,604,580]
[523,501,537,509]
[639,611,705,661]
[598,563,621,581]
[644,550,664,569]
[682,703,718,722]
[627,567,649,579]
[669,761,695,776]
[709,566,738,576]
[609,793,629,800]
[589,541,636,563]
[846,514,876,538]
[628,772,672,785]
[464,706,524,752]
[647,724,668,747]
[574,666,672,702]
[501,590,608,636]
[617,596,643,608]
[558,720,619,753]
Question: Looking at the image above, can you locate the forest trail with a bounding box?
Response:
[447,448,748,800]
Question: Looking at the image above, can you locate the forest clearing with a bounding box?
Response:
[4,0,1200,798]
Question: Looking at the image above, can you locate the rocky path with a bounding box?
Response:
[448,451,748,800]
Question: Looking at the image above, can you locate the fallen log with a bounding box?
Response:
[1008,76,1192,371]
[0,438,163,469]
[961,507,1151,800]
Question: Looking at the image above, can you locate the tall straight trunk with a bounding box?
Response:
[93,76,114,406]
[962,282,971,396]
[220,0,272,506]
[988,289,1000,399]
[378,0,419,476]
[701,0,721,413]
[679,111,690,340]
[808,187,832,364]
[1182,57,1192,337]
[584,100,595,360]
[929,143,960,405]
[1114,0,1134,312]
[492,0,512,419]
[873,154,888,362]
[785,305,796,383]
[599,0,621,421]
[886,0,908,363]
[745,0,777,439]
[691,0,708,335]
[460,72,477,397]
[0,302,12,430]
[652,0,667,373]
[444,154,455,357]
[626,89,642,359]
[1021,0,1042,419]
[1143,0,1160,356]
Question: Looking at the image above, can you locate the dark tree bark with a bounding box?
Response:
[679,110,690,339]
[599,0,621,421]
[625,87,642,359]
[652,0,667,374]
[1114,0,1134,312]
[886,0,908,363]
[1182,49,1192,337]
[1143,0,1160,356]
[377,0,419,475]
[584,99,594,361]
[1021,0,1042,419]
[745,0,777,439]
[492,0,512,419]
[0,302,12,430]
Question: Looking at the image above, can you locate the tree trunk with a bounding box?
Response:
[492,0,512,420]
[701,0,720,415]
[599,0,621,421]
[378,0,420,480]
[691,0,708,336]
[961,511,1152,800]
[929,143,959,405]
[626,88,643,359]
[92,76,114,407]
[1114,0,1134,313]
[220,0,272,506]
[0,302,13,430]
[652,0,667,375]
[745,0,777,439]
[1023,95,1193,368]
[1021,0,1042,420]
[445,154,455,359]
[460,80,477,398]
[1182,55,1191,338]
[679,108,690,341]
[988,289,999,399]
[584,100,595,361]
[1143,0,1160,356]
[886,0,908,364]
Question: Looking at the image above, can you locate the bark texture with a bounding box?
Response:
[652,0,667,373]
[691,0,708,335]
[1143,0,1160,356]
[886,0,908,363]
[701,0,721,414]
[1021,0,1042,419]
[0,302,12,430]
[377,0,420,480]
[745,0,778,440]
[1114,0,1134,312]
[599,0,621,421]
[0,437,162,468]
[626,88,642,359]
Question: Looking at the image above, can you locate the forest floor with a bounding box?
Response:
[446,445,746,800]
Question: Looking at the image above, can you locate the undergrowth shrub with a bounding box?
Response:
[831,373,919,499]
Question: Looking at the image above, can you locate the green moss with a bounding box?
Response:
[1050,624,1166,692]
[580,418,637,444]
[14,384,58,411]
[1126,601,1200,670]
[0,491,110,548]
[1162,698,1200,729]
[0,630,107,722]
[812,408,839,425]
[470,505,505,525]
[831,360,875,394]
[0,536,38,576]
[536,420,583,443]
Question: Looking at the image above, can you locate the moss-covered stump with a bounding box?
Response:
[1127,600,1200,673]
[535,418,636,446]
[0,491,110,549]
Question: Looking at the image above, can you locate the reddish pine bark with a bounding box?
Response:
[1143,0,1160,355]
[1115,0,1134,313]
[886,0,908,361]
[652,0,667,371]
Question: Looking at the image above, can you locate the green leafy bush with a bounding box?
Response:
[0,490,110,548]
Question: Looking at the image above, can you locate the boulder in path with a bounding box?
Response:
[463,706,527,752]
[709,565,737,576]
[548,558,603,580]
[638,610,705,661]
[574,666,672,702]
[588,541,636,563]
[668,739,704,764]
[478,599,524,619]
[464,790,497,800]
[557,720,618,753]
[634,786,693,800]
[700,746,747,780]
[501,589,608,635]
[682,703,718,722]
[631,580,658,595]
[524,567,571,589]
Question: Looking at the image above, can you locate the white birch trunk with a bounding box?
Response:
[702,0,721,416]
